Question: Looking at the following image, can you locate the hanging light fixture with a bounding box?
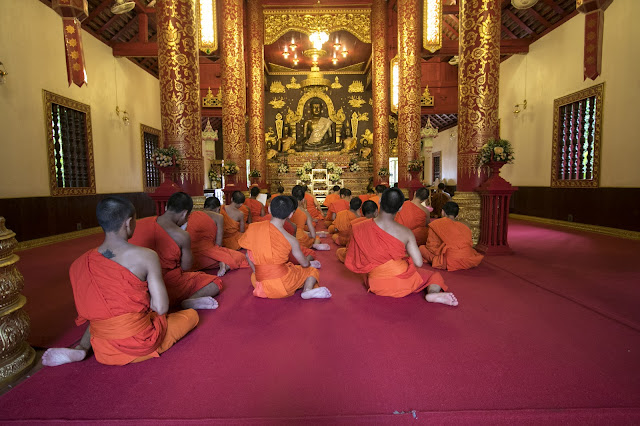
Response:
[199,0,218,55]
[341,45,348,58]
[282,45,290,59]
[293,53,299,66]
[332,53,338,65]
[390,56,399,114]
[333,36,341,51]
[290,36,297,52]
[423,0,443,53]
[309,31,329,50]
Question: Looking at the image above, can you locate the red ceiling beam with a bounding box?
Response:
[527,7,552,28]
[502,24,518,39]
[85,0,112,23]
[112,41,158,57]
[138,13,148,42]
[504,9,534,35]
[111,16,140,42]
[99,13,123,34]
[422,38,530,56]
[541,0,566,15]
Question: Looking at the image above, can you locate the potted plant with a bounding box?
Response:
[329,173,341,184]
[407,159,423,181]
[152,147,182,182]
[378,167,390,184]
[222,161,240,175]
[348,159,361,172]
[277,162,289,174]
[478,138,515,178]
[248,169,261,185]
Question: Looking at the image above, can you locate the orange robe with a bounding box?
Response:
[323,192,340,207]
[264,214,315,261]
[331,210,358,246]
[305,193,324,221]
[220,206,243,250]
[369,195,381,208]
[395,201,429,246]
[291,208,315,248]
[129,217,221,305]
[358,194,371,203]
[70,249,199,365]
[187,211,249,270]
[325,199,349,227]
[238,221,320,298]
[431,192,450,218]
[245,198,267,222]
[345,219,446,297]
[336,217,369,263]
[419,218,484,271]
[240,205,250,223]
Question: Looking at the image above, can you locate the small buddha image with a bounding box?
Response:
[341,123,357,153]
[281,125,296,153]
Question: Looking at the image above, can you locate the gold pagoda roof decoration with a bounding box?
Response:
[203,87,222,108]
[301,66,331,89]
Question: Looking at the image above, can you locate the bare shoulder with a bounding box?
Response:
[124,244,158,263]
[391,220,413,243]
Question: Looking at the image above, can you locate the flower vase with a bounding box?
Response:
[409,170,421,181]
[250,177,260,186]
[157,166,177,184]
[225,173,237,186]
[487,161,507,179]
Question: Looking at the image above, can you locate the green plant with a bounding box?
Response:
[222,161,240,175]
[478,139,515,165]
[248,169,261,178]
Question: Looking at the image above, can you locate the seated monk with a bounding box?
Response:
[368,184,387,208]
[238,195,331,299]
[265,186,284,211]
[129,192,222,309]
[345,188,458,306]
[264,206,322,269]
[395,187,431,246]
[245,186,268,222]
[358,189,374,204]
[325,188,351,228]
[322,185,341,208]
[337,200,377,263]
[42,197,199,367]
[430,183,452,218]
[186,197,249,277]
[420,201,484,271]
[291,185,330,251]
[303,185,325,223]
[331,197,362,246]
[221,191,247,250]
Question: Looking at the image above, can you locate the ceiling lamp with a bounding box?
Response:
[282,45,290,59]
[293,54,299,66]
[341,46,348,58]
[332,54,338,65]
[309,31,329,50]
[290,37,297,51]
[511,0,538,9]
[199,0,218,54]
[390,56,399,114]
[423,0,443,53]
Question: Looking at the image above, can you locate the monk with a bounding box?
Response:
[431,183,452,218]
[330,197,362,246]
[263,206,322,269]
[291,185,330,250]
[42,196,199,367]
[358,189,374,204]
[395,187,431,246]
[369,184,386,208]
[324,188,351,227]
[245,186,267,222]
[322,185,341,207]
[129,192,222,309]
[266,186,284,210]
[345,188,458,306]
[336,200,378,263]
[220,191,246,250]
[303,185,325,222]
[238,195,331,299]
[187,197,249,276]
[420,201,484,271]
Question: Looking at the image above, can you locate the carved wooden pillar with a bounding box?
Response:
[372,0,390,184]
[158,0,203,196]
[455,0,501,244]
[222,0,248,193]
[397,0,422,188]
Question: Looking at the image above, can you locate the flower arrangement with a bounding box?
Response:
[222,161,240,175]
[478,139,515,165]
[326,162,343,176]
[407,159,423,172]
[153,147,182,168]
[329,174,342,184]
[248,169,261,178]
[378,167,390,177]
[299,174,312,184]
[348,161,361,172]
[277,162,289,174]
[296,161,313,177]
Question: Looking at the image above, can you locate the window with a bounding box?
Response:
[141,124,161,192]
[44,90,95,196]
[432,151,441,182]
[389,157,398,186]
[551,83,604,188]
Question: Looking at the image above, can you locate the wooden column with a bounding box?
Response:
[158,0,203,196]
[371,0,390,184]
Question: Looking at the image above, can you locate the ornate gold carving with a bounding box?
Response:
[351,112,360,140]
[369,98,373,106]
[202,87,222,107]
[15,227,102,252]
[286,77,301,89]
[356,112,369,122]
[275,113,284,140]
[360,129,374,145]
[295,88,342,124]
[42,90,96,197]
[331,76,343,89]
[423,0,443,53]
[248,0,268,187]
[285,108,302,125]
[388,115,398,132]
[509,214,640,241]
[334,62,367,73]
[267,64,366,76]
[269,97,286,109]
[452,192,481,245]
[389,137,398,156]
[348,96,366,108]
[372,0,390,179]
[420,85,434,107]
[348,80,364,93]
[269,80,286,93]
[263,8,371,45]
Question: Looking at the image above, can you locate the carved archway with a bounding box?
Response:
[295,88,345,124]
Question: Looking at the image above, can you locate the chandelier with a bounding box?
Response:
[281,30,348,67]
[199,0,217,54]
[309,31,329,50]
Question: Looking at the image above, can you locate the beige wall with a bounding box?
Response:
[499,0,640,188]
[431,125,458,186]
[0,0,161,198]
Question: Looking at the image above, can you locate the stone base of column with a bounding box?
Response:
[452,191,481,246]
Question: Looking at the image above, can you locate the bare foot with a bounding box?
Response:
[312,243,331,251]
[301,287,332,299]
[42,348,87,367]
[310,260,322,268]
[217,262,230,277]
[182,296,219,310]
[425,292,459,306]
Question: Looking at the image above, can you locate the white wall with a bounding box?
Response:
[431,125,458,186]
[0,0,161,198]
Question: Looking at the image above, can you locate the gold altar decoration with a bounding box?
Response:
[421,85,434,107]
[348,96,366,108]
[452,192,481,245]
[198,0,218,54]
[301,66,331,88]
[390,137,398,156]
[369,98,373,105]
[360,129,374,145]
[351,112,360,140]
[331,76,343,89]
[263,8,371,45]
[295,87,344,124]
[269,81,286,93]
[247,0,267,186]
[423,0,443,53]
[348,80,365,93]
[0,217,35,385]
[202,87,222,107]
[275,113,284,140]
[286,77,301,89]
[286,108,302,125]
[388,115,398,132]
[372,0,390,180]
[269,97,286,109]
[356,112,369,122]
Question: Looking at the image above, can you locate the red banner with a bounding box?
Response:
[583,10,604,81]
[61,18,87,87]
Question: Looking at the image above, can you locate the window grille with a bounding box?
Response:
[141,124,161,191]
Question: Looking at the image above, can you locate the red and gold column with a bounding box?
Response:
[371,0,390,184]
[397,0,422,188]
[158,0,203,196]
[221,0,247,190]
[455,0,501,243]
[247,0,267,189]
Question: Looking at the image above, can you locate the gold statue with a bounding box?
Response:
[300,99,339,151]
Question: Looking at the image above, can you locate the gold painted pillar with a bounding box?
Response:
[247,0,267,189]
[0,218,35,385]
[397,0,422,188]
[158,0,203,196]
[221,0,248,190]
[372,0,390,183]
[455,0,501,244]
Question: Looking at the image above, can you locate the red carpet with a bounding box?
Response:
[2,220,640,423]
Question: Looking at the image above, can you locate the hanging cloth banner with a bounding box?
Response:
[576,0,613,81]
[52,0,89,87]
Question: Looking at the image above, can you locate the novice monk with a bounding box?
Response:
[221,191,246,250]
[395,187,431,246]
[325,188,351,227]
[187,197,249,277]
[345,188,458,306]
[129,192,221,309]
[358,189,374,204]
[266,186,284,210]
[369,184,386,207]
[331,197,362,246]
[304,185,325,222]
[238,195,331,299]
[42,196,199,367]
[322,185,341,207]
[431,183,452,218]
[245,186,267,222]
[336,200,378,263]
[420,201,484,271]
[291,185,330,251]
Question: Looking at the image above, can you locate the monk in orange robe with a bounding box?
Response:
[395,187,431,246]
[264,211,321,267]
[345,188,458,306]
[291,186,330,250]
[325,188,351,227]
[303,185,324,222]
[330,197,362,246]
[187,197,249,276]
[129,193,222,309]
[358,189,374,204]
[245,186,268,222]
[265,186,284,210]
[238,195,331,299]
[368,184,386,208]
[42,196,199,367]
[322,185,341,208]
[220,191,247,250]
[420,201,484,271]
[430,183,452,218]
[336,200,378,263]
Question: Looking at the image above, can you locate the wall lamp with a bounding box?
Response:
[0,62,7,84]
[513,100,527,116]
[115,106,130,126]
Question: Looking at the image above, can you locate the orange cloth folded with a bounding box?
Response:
[220,206,243,250]
[323,193,339,207]
[395,201,429,246]
[331,210,358,246]
[420,218,484,271]
[187,211,249,270]
[369,195,381,208]
[291,208,316,248]
[336,217,369,263]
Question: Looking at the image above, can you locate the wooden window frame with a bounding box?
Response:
[43,90,96,196]
[140,124,162,192]
[432,151,441,182]
[551,83,604,188]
